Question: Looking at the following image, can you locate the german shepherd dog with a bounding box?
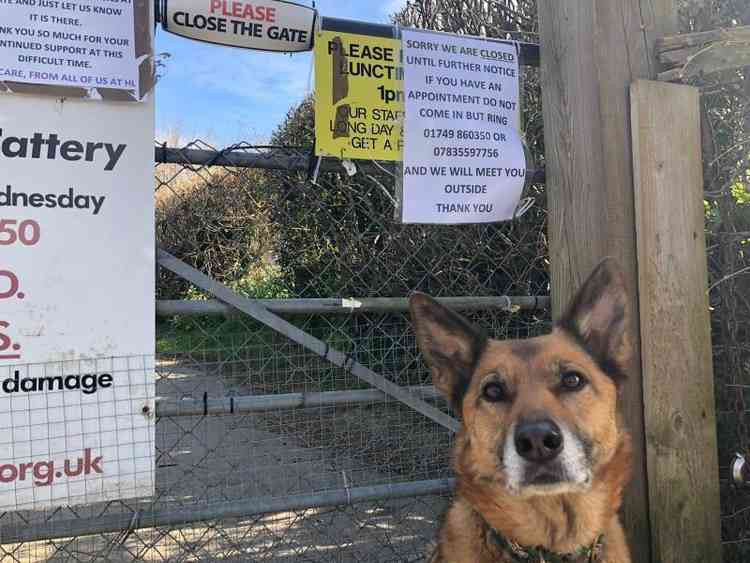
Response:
[409,259,632,562]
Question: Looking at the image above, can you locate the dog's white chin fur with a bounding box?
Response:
[503,423,592,497]
[514,478,592,498]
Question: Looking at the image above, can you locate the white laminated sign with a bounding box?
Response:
[0,0,140,95]
[401,30,526,224]
[0,93,155,510]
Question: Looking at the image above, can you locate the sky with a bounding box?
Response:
[155,0,407,146]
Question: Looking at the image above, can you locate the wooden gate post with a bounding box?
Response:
[631,80,722,563]
[537,2,677,562]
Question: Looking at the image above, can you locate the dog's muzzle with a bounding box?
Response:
[503,419,591,495]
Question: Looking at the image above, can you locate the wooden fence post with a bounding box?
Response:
[538,2,677,561]
[631,79,722,563]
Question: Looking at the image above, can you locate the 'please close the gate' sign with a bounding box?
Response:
[159,0,316,52]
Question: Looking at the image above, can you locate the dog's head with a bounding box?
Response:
[409,258,629,497]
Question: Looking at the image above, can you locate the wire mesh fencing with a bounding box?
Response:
[701,60,750,563]
[0,137,550,561]
[669,3,750,560]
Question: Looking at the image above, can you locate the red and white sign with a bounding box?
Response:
[160,0,316,52]
[0,92,155,510]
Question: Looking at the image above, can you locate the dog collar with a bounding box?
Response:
[489,528,605,563]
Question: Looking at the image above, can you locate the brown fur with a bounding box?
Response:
[411,259,633,563]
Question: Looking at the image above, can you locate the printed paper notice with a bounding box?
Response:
[401,30,526,224]
[0,1,138,93]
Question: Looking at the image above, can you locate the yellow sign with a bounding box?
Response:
[315,31,404,161]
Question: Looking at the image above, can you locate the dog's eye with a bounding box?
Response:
[482,381,507,402]
[560,371,587,391]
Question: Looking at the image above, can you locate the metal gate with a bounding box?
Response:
[0,137,549,561]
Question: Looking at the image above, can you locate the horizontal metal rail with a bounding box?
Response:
[156,385,442,417]
[321,16,540,66]
[154,146,310,171]
[154,145,403,174]
[153,146,547,183]
[0,478,455,544]
[157,296,550,316]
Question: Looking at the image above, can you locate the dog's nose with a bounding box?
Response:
[514,419,563,463]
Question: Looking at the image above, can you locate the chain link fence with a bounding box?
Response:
[670,3,750,561]
[0,136,550,561]
[699,38,750,563]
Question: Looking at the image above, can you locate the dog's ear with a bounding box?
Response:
[409,292,486,412]
[557,258,630,383]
